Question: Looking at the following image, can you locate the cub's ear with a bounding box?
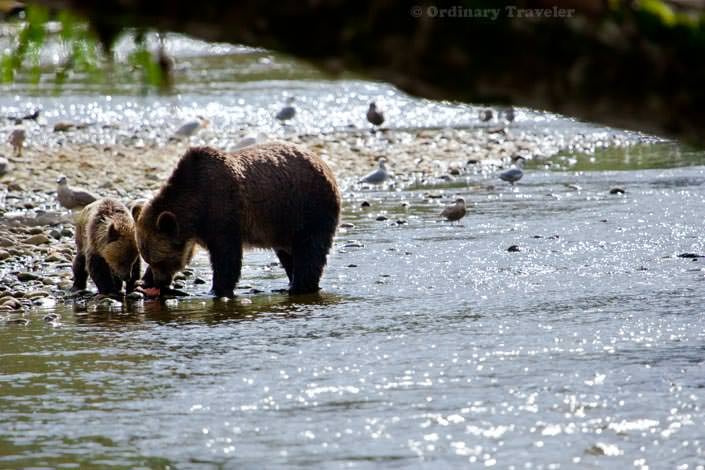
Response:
[156,211,179,237]
[107,223,121,243]
[130,201,144,221]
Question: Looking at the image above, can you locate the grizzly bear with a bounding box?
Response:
[71,198,141,295]
[136,142,340,297]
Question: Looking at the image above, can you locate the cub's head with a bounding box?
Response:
[136,205,193,288]
[101,211,140,281]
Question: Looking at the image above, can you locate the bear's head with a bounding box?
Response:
[136,205,193,288]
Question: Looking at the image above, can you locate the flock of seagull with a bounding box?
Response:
[5,101,525,225]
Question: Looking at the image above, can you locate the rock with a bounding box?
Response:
[7,182,22,191]
[49,229,62,240]
[61,228,74,238]
[53,122,74,132]
[507,245,521,252]
[340,223,355,228]
[45,253,65,262]
[375,215,388,221]
[24,234,50,245]
[43,313,59,322]
[17,272,40,282]
[677,253,704,259]
[343,242,364,248]
[1,298,22,310]
[347,264,358,268]
[173,282,184,289]
[193,278,206,285]
[609,187,625,194]
[0,156,9,175]
[361,201,370,208]
[0,237,14,247]
[27,227,44,235]
[125,291,144,300]
[0,250,10,261]
[396,219,407,225]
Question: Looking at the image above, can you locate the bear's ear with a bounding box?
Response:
[130,201,144,221]
[156,211,179,237]
[107,223,121,243]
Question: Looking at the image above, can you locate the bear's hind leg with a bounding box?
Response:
[290,235,332,295]
[71,253,88,292]
[275,249,293,283]
[88,254,119,295]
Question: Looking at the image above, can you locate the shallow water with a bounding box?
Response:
[2,30,705,469]
[3,160,705,468]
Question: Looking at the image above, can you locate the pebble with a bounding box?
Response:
[17,272,40,282]
[361,201,370,208]
[27,227,44,235]
[340,223,355,228]
[507,245,521,252]
[193,278,206,285]
[49,229,62,240]
[0,237,15,247]
[61,228,74,238]
[376,215,388,221]
[125,291,144,300]
[0,250,10,260]
[343,242,364,248]
[24,234,51,245]
[609,187,625,194]
[1,298,22,310]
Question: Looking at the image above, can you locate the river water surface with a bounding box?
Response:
[1,33,705,469]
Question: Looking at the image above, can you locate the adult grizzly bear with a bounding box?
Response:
[136,142,340,297]
[72,198,141,294]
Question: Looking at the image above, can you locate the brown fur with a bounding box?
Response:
[137,142,341,296]
[71,198,141,294]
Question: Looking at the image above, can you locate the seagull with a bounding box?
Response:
[56,176,98,209]
[173,116,209,139]
[478,109,493,122]
[233,132,266,150]
[275,97,296,123]
[367,102,385,128]
[502,106,515,123]
[441,198,467,223]
[8,128,25,157]
[359,159,389,184]
[499,156,526,185]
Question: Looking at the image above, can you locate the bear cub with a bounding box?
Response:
[72,198,141,295]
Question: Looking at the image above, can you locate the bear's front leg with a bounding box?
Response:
[71,253,88,292]
[208,239,242,298]
[126,258,141,293]
[88,254,119,295]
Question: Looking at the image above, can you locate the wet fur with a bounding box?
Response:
[72,198,141,295]
[137,142,341,297]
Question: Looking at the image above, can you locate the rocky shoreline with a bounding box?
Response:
[0,124,639,320]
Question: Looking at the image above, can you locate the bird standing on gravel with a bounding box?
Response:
[499,156,526,186]
[478,109,493,122]
[441,198,467,223]
[8,128,25,157]
[56,176,98,209]
[359,159,389,184]
[173,116,209,139]
[367,102,385,129]
[503,106,515,123]
[275,97,296,123]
